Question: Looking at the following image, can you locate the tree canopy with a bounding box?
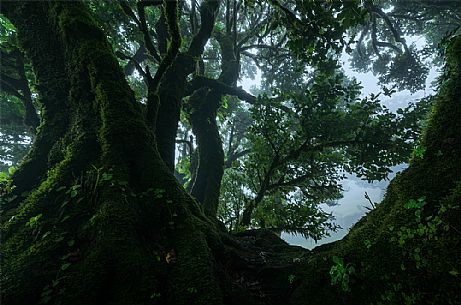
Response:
[1,0,450,238]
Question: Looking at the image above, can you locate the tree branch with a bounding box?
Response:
[186,0,220,58]
[369,4,410,53]
[115,50,149,81]
[118,0,141,28]
[149,0,181,90]
[225,149,251,168]
[185,76,257,103]
[136,1,162,62]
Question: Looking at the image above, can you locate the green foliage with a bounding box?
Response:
[218,168,248,232]
[349,0,461,91]
[392,196,456,253]
[373,195,460,303]
[0,15,15,35]
[363,239,373,249]
[25,214,42,228]
[0,166,18,204]
[288,274,296,284]
[281,0,365,65]
[1,0,436,240]
[1,18,35,171]
[329,256,355,292]
[218,69,427,236]
[2,0,450,277]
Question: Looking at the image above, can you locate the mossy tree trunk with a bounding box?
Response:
[2,2,71,207]
[148,0,220,172]
[189,32,239,218]
[1,2,224,304]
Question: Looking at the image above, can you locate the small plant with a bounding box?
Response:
[329,256,355,292]
[8,165,16,176]
[0,170,9,183]
[288,274,296,284]
[150,292,161,299]
[39,279,61,304]
[413,145,426,159]
[26,214,42,228]
[66,184,81,198]
[404,196,426,222]
[392,196,458,269]
[363,239,373,249]
[0,168,16,200]
[187,287,197,294]
[39,285,53,304]
[153,188,166,199]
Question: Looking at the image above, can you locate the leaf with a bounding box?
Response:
[166,249,176,264]
[8,166,16,176]
[40,295,52,304]
[26,214,42,227]
[0,16,15,31]
[61,263,71,271]
[118,180,129,186]
[6,194,18,203]
[56,186,67,192]
[41,287,52,296]
[60,200,69,209]
[347,265,355,274]
[332,256,343,265]
[67,239,75,247]
[449,269,459,276]
[101,173,113,181]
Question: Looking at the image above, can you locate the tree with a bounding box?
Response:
[0,2,224,304]
[0,0,436,236]
[1,1,460,304]
[348,0,461,92]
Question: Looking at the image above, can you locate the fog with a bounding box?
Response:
[240,49,439,249]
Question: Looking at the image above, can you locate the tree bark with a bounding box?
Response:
[2,2,70,208]
[1,2,224,304]
[151,0,220,171]
[190,32,239,218]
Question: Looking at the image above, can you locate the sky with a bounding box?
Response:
[239,49,440,250]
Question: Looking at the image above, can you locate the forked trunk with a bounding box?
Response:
[1,2,223,304]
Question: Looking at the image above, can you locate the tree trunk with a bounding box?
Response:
[4,2,71,208]
[189,87,226,217]
[151,0,220,172]
[190,33,239,218]
[1,2,223,304]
